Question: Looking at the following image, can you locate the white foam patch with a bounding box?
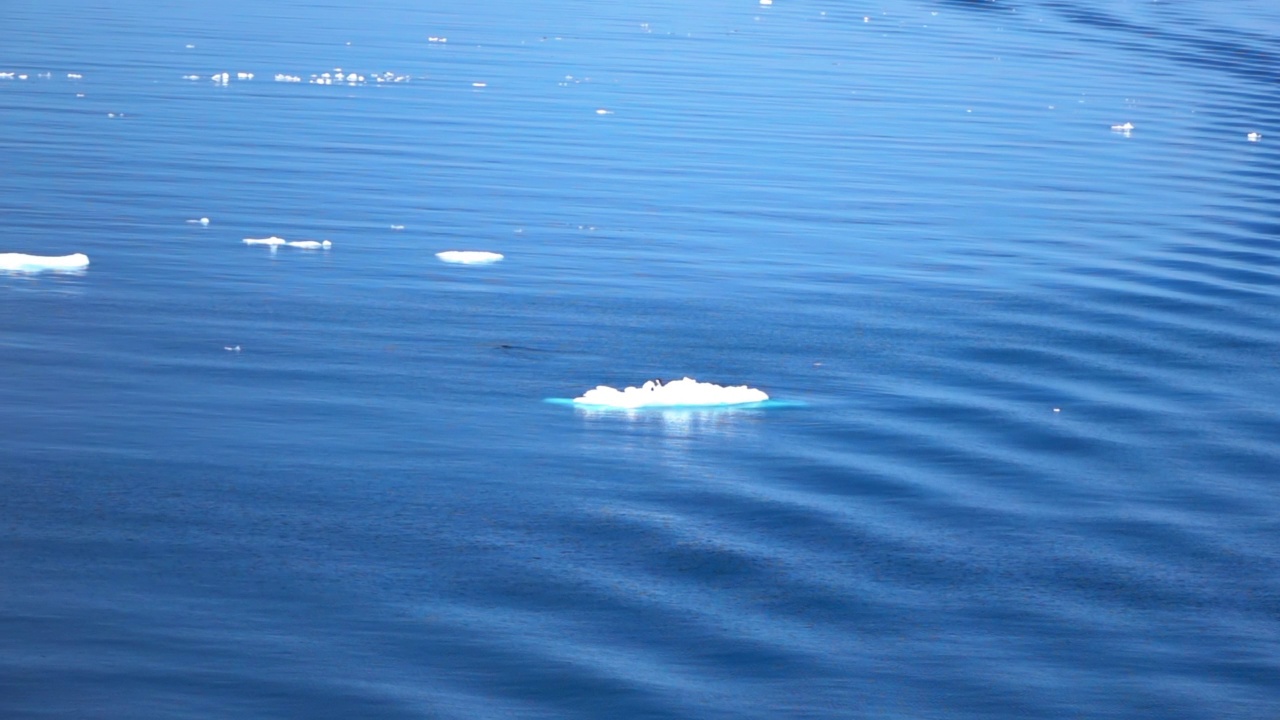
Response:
[0,253,90,272]
[436,250,503,264]
[573,377,768,408]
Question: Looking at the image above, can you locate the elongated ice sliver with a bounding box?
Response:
[243,236,287,246]
[436,251,503,264]
[0,252,90,271]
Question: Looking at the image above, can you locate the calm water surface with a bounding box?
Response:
[2,1,1278,717]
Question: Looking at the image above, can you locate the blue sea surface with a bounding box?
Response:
[2,1,1279,717]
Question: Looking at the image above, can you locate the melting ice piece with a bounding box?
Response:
[186,217,210,225]
[243,236,287,246]
[1247,132,1262,142]
[0,252,90,272]
[286,240,332,249]
[436,250,503,264]
[573,377,768,408]
[1110,122,1134,132]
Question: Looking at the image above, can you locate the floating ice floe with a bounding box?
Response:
[243,236,287,246]
[187,217,210,225]
[0,253,90,272]
[436,250,503,264]
[572,377,769,408]
[1247,132,1262,142]
[595,108,613,115]
[67,73,83,79]
[1111,122,1134,134]
[243,237,331,250]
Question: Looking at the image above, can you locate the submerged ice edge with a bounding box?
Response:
[570,377,769,409]
[0,253,90,271]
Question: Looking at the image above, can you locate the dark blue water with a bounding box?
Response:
[2,1,1278,717]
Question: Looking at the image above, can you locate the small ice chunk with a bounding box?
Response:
[1110,122,1134,131]
[573,377,769,408]
[0,252,90,272]
[595,108,613,115]
[390,224,405,230]
[243,236,287,246]
[236,72,254,80]
[67,73,83,79]
[436,250,503,264]
[472,81,487,88]
[760,0,773,5]
[1247,132,1262,142]
[224,345,241,352]
[285,240,332,249]
[186,217,210,225]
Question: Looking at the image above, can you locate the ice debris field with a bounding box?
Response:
[0,253,90,272]
[550,377,775,409]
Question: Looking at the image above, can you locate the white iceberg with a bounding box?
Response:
[573,377,768,408]
[0,252,90,272]
[436,250,503,264]
[243,236,287,246]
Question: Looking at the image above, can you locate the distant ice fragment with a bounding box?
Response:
[285,240,332,249]
[0,252,90,272]
[224,345,241,352]
[243,236,287,246]
[67,73,82,79]
[1110,122,1134,132]
[472,81,487,88]
[1247,132,1262,142]
[186,217,210,225]
[573,377,768,408]
[390,224,405,231]
[595,108,613,115]
[436,250,503,264]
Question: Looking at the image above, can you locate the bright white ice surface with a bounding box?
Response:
[436,250,503,264]
[243,236,287,246]
[286,240,332,249]
[573,377,769,408]
[0,252,90,271]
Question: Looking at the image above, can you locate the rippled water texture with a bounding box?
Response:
[2,1,1278,718]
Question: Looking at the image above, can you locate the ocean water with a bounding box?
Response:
[2,0,1278,717]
